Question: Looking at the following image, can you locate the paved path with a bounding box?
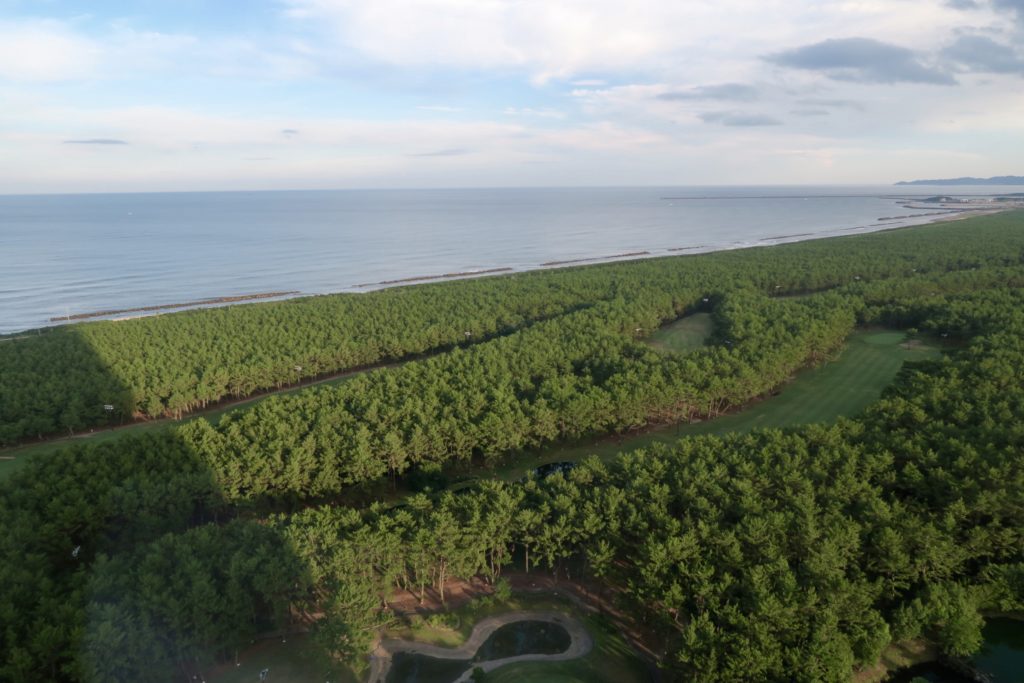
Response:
[368,610,591,683]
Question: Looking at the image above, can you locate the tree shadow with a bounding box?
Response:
[0,426,318,683]
[0,325,135,446]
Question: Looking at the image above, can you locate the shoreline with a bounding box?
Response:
[48,290,300,323]
[539,250,651,267]
[7,207,1015,336]
[353,267,513,288]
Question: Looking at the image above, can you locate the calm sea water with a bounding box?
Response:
[0,186,1013,334]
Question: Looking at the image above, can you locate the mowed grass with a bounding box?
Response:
[645,312,714,354]
[204,632,360,683]
[486,329,942,481]
[678,330,939,437]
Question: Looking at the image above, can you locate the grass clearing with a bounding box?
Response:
[853,639,937,683]
[483,329,942,481]
[645,312,714,354]
[385,593,581,645]
[204,632,360,683]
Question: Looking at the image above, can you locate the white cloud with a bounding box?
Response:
[503,107,566,119]
[0,18,317,85]
[284,0,692,82]
[282,0,990,83]
[918,86,1024,132]
[0,21,100,81]
[1,1,1023,190]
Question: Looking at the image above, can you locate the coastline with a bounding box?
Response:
[47,290,300,323]
[8,206,1012,336]
[353,267,513,288]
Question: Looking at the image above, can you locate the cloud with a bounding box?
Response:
[942,35,1024,74]
[503,107,566,119]
[63,139,129,145]
[945,0,980,9]
[283,1,974,86]
[0,21,99,81]
[283,0,674,82]
[797,98,867,111]
[4,2,1024,191]
[699,111,782,126]
[0,18,317,86]
[992,0,1024,20]
[408,147,472,157]
[657,83,759,102]
[767,37,955,85]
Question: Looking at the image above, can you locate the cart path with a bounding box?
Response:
[368,610,592,683]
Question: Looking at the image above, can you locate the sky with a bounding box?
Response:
[1,0,1023,193]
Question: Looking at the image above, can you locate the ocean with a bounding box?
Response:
[0,185,1013,335]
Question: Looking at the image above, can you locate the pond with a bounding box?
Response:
[888,618,1024,682]
[475,619,572,660]
[386,653,472,683]
[975,618,1024,681]
[386,619,573,683]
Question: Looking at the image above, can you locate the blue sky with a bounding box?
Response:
[1,0,1023,192]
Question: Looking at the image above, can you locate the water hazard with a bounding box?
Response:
[888,618,1024,682]
[385,618,575,682]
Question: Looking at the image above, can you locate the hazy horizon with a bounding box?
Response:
[2,182,1021,199]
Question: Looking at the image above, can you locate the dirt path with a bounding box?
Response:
[368,610,592,683]
[0,357,402,461]
[2,308,572,462]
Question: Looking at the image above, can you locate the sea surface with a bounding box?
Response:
[0,185,1016,335]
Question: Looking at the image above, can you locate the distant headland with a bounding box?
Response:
[895,175,1024,186]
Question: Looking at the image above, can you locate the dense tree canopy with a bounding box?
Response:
[3,211,1024,445]
[1,211,1023,682]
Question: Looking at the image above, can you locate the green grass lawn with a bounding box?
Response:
[204,632,361,683]
[645,312,714,354]
[481,329,942,481]
[384,593,578,644]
